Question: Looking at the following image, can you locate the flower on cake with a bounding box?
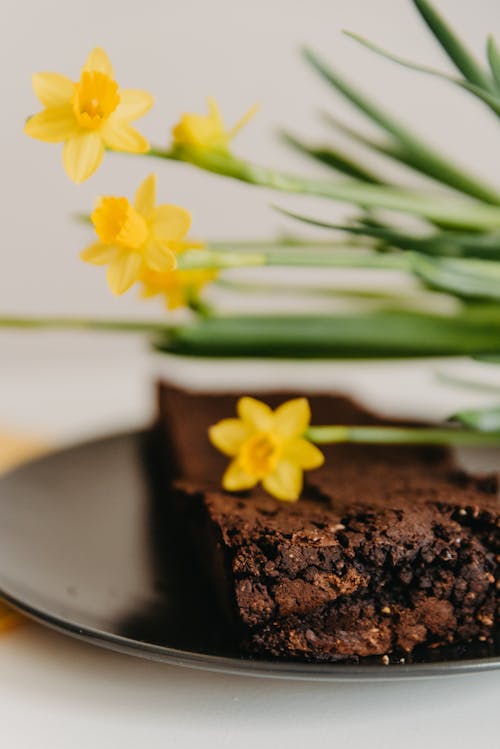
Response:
[24,47,153,183]
[209,397,324,501]
[81,174,191,295]
[172,97,258,155]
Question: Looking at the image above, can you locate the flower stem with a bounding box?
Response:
[177,248,410,271]
[206,237,367,251]
[305,424,500,446]
[0,317,169,334]
[148,147,500,230]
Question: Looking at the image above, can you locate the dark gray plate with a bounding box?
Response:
[0,431,498,681]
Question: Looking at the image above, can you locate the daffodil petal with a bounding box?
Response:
[150,205,192,241]
[80,242,118,265]
[237,397,273,431]
[83,47,113,77]
[274,398,311,438]
[116,89,154,120]
[134,174,156,216]
[165,289,186,310]
[207,97,225,128]
[228,103,259,139]
[106,252,142,295]
[263,460,302,502]
[62,132,104,183]
[284,438,324,470]
[102,119,149,153]
[32,73,75,107]
[24,107,77,143]
[144,240,177,272]
[222,460,259,492]
[170,239,205,253]
[209,419,252,457]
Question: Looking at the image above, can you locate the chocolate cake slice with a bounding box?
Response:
[158,385,499,662]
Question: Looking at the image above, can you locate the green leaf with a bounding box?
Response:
[321,112,435,185]
[452,406,500,432]
[321,113,496,221]
[275,206,500,260]
[281,131,384,184]
[412,0,497,93]
[344,31,500,119]
[487,35,500,90]
[154,310,500,359]
[302,47,500,204]
[321,112,393,152]
[413,255,500,300]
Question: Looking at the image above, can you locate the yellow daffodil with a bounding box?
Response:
[172,97,258,154]
[81,174,191,295]
[24,47,153,183]
[140,242,217,309]
[209,397,324,502]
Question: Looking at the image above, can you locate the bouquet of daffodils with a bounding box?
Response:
[5,0,500,500]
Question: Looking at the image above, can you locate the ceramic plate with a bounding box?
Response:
[0,431,498,681]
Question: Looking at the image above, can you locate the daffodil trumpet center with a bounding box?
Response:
[238,432,282,478]
[92,197,149,249]
[73,71,119,129]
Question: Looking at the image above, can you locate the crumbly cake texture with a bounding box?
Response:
[159,385,499,662]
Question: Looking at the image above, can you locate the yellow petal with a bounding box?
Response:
[228,103,259,139]
[32,73,75,107]
[222,460,259,492]
[144,239,177,272]
[106,252,143,295]
[116,89,154,120]
[83,47,113,77]
[170,239,205,253]
[207,97,225,128]
[209,419,252,457]
[134,174,156,217]
[237,397,273,431]
[165,288,187,310]
[274,398,311,438]
[150,205,192,241]
[80,242,118,265]
[62,132,104,183]
[24,107,77,143]
[262,459,302,502]
[102,119,149,153]
[284,438,324,470]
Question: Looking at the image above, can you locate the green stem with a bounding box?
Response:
[0,317,170,334]
[177,248,410,271]
[148,147,500,230]
[206,237,367,251]
[305,424,500,446]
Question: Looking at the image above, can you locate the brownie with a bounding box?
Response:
[158,384,499,662]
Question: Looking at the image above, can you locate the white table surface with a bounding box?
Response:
[0,332,499,749]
